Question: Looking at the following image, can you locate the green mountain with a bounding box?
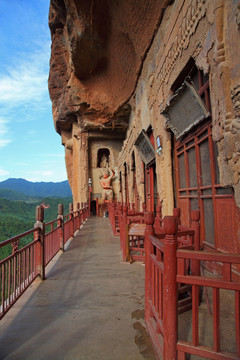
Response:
[0,178,72,198]
[0,188,41,202]
[0,196,73,260]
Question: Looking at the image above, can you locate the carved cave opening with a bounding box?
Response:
[97,148,110,168]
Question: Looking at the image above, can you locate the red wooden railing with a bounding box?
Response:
[0,227,39,320]
[118,204,147,262]
[109,202,123,236]
[0,202,88,320]
[177,250,240,360]
[145,213,240,360]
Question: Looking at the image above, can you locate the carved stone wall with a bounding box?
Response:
[61,125,89,209]
[49,0,240,209]
[118,0,240,211]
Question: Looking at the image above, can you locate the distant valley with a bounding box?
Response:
[0,179,73,260]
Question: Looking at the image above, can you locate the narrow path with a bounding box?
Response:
[0,217,156,360]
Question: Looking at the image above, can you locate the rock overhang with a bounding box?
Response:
[48,0,171,135]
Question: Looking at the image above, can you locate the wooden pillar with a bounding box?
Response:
[142,202,146,213]
[191,209,200,276]
[112,202,116,235]
[163,216,178,360]
[58,204,64,252]
[76,202,80,230]
[34,205,45,280]
[144,212,155,322]
[69,203,74,238]
[173,207,180,225]
[122,205,128,261]
[155,204,162,231]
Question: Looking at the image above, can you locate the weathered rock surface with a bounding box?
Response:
[48,0,170,133]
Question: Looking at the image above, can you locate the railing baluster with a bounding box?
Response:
[163,216,178,360]
[2,263,5,313]
[236,290,240,356]
[213,287,220,352]
[192,284,199,346]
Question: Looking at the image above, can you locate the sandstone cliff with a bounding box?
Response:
[48,0,171,134]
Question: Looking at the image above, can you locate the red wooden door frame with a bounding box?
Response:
[145,164,154,212]
[173,68,238,252]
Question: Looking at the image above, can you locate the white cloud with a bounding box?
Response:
[25,163,67,182]
[0,168,10,178]
[0,41,51,109]
[0,117,11,148]
[0,41,51,147]
[25,170,55,182]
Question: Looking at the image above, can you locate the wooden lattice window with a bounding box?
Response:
[174,67,234,249]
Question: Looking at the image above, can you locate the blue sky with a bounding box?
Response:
[0,0,67,183]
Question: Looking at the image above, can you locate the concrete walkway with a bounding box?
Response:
[0,217,156,360]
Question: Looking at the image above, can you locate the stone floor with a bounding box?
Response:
[0,217,237,360]
[0,217,156,360]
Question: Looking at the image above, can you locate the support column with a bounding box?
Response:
[58,204,64,252]
[34,205,45,280]
[72,124,89,209]
[163,216,178,360]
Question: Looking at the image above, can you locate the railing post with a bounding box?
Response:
[191,209,200,276]
[163,216,178,360]
[76,203,80,230]
[155,204,162,231]
[122,205,128,261]
[79,203,82,226]
[132,202,135,213]
[58,204,64,252]
[81,202,84,222]
[34,205,45,280]
[173,208,181,225]
[156,204,162,219]
[144,211,155,322]
[69,203,74,238]
[11,240,19,254]
[86,202,88,220]
[82,202,85,222]
[112,202,116,235]
[142,202,146,213]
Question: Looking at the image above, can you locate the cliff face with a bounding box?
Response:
[48,0,170,133]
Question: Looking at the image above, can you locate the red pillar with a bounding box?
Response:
[163,216,178,360]
[122,205,128,261]
[144,212,155,322]
[69,203,74,238]
[112,202,116,235]
[76,203,80,230]
[191,209,200,277]
[142,202,146,213]
[34,205,45,280]
[173,208,180,225]
[58,204,64,252]
[155,204,162,232]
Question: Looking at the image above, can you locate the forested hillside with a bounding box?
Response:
[0,188,41,201]
[0,195,73,260]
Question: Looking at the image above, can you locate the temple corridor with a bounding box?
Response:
[0,217,156,360]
